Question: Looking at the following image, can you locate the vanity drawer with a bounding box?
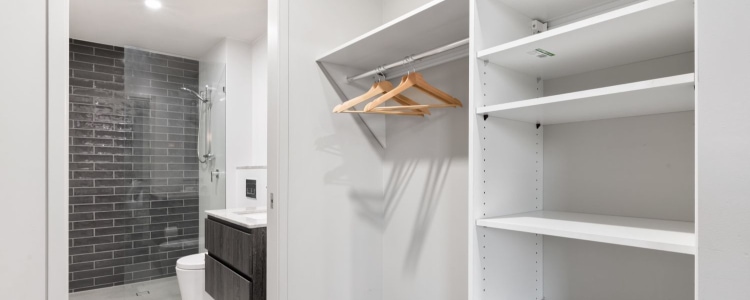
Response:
[206,254,252,300]
[205,218,257,278]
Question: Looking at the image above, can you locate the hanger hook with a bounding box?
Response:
[376,65,386,82]
[403,55,417,75]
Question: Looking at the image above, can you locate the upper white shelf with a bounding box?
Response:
[317,0,469,71]
[477,210,695,255]
[477,0,694,79]
[477,73,694,124]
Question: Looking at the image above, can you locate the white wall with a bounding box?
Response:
[0,0,68,298]
[250,35,269,167]
[697,1,750,298]
[381,58,469,300]
[271,0,387,299]
[225,39,254,209]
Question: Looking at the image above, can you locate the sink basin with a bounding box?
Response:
[232,210,267,221]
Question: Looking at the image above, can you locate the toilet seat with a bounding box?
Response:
[177,253,206,270]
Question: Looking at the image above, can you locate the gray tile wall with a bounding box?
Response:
[68,39,200,292]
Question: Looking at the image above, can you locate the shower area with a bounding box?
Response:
[67,39,226,296]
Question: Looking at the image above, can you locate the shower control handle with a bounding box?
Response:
[211,169,224,182]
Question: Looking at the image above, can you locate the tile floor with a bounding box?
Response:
[69,277,181,300]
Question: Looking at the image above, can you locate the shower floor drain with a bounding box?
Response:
[135,291,150,297]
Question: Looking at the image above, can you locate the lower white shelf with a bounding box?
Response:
[477,210,695,255]
[477,73,695,125]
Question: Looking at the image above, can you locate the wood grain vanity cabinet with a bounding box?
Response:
[205,217,266,300]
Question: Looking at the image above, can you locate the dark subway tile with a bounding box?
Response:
[70,180,95,188]
[70,78,94,88]
[94,48,125,59]
[95,179,133,187]
[150,80,183,90]
[70,61,95,71]
[69,196,94,204]
[151,156,183,163]
[133,223,167,233]
[69,213,95,222]
[70,44,94,54]
[150,215,183,224]
[94,147,132,155]
[70,112,93,121]
[167,60,199,71]
[94,274,129,286]
[114,232,151,242]
[73,236,113,247]
[74,70,114,82]
[113,248,149,258]
[95,210,133,220]
[95,226,133,236]
[114,171,151,179]
[70,245,94,256]
[168,206,197,214]
[94,64,125,75]
[70,262,95,272]
[71,87,113,98]
[151,171,183,178]
[95,242,133,252]
[150,200,183,209]
[72,171,114,179]
[73,155,113,163]
[93,130,131,140]
[150,65,183,76]
[70,229,95,238]
[73,188,115,197]
[133,163,168,171]
[94,81,125,91]
[183,70,198,79]
[134,208,168,217]
[73,267,114,280]
[73,220,113,230]
[182,213,199,221]
[69,95,94,104]
[69,279,94,290]
[114,217,151,226]
[69,145,95,154]
[167,75,198,85]
[74,53,114,66]
[95,195,133,203]
[73,203,114,212]
[70,129,94,137]
[95,163,133,171]
[73,40,115,50]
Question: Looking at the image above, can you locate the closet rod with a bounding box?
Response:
[346,38,470,83]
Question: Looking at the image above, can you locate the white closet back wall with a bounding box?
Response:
[377,1,470,299]
[382,58,469,300]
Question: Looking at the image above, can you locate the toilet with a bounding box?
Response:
[176,253,213,300]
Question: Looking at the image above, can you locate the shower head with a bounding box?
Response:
[181,87,208,103]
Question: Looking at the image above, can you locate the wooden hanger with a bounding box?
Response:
[333,81,430,115]
[364,72,462,112]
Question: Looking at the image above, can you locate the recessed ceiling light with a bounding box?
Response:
[144,0,162,10]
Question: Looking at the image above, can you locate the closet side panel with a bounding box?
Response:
[284,0,386,299]
[697,1,750,299]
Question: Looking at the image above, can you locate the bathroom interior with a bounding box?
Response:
[67,0,269,299]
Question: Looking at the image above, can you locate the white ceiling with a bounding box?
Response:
[70,0,267,59]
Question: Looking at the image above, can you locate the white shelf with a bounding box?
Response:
[477,0,694,79]
[477,210,695,255]
[317,0,469,71]
[477,73,694,124]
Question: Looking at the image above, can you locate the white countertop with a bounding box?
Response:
[205,207,267,229]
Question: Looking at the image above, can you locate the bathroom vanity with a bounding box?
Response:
[204,208,267,300]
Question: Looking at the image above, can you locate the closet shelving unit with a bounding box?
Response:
[316,0,470,147]
[469,0,696,299]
